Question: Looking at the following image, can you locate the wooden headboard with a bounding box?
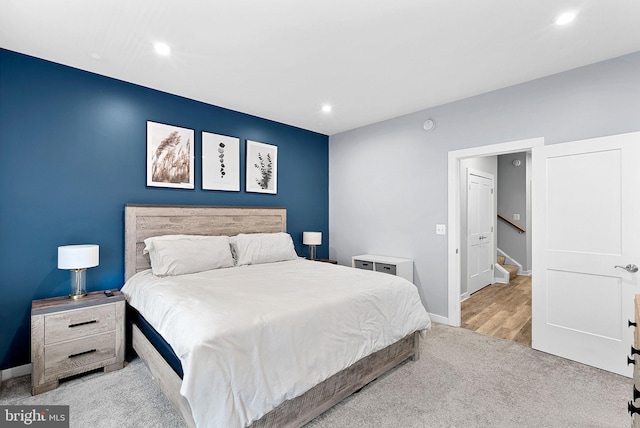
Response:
[124,204,287,281]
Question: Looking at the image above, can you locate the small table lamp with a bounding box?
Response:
[58,244,99,299]
[303,232,322,260]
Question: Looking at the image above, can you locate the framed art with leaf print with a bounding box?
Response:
[146,121,194,189]
[246,140,277,194]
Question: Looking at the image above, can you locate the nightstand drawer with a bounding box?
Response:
[375,263,396,275]
[44,331,116,379]
[44,304,116,344]
[354,260,374,270]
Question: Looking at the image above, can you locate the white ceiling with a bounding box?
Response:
[1,0,639,135]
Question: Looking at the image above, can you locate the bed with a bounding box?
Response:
[122,204,431,428]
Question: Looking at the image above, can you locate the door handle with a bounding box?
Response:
[615,264,639,273]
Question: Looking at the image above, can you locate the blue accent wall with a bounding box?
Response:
[0,49,329,369]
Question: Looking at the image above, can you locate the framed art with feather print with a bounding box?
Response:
[146,121,194,189]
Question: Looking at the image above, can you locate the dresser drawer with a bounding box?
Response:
[375,262,397,275]
[44,331,116,380]
[636,295,640,349]
[44,304,116,344]
[634,295,640,428]
[354,260,374,270]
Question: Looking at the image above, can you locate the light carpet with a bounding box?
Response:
[1,324,631,427]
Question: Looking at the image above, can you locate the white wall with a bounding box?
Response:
[329,51,640,319]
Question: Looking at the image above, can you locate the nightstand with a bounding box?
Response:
[31,290,125,395]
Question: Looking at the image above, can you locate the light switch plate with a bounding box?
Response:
[513,214,520,221]
[436,224,446,235]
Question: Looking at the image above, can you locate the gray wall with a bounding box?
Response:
[329,51,640,319]
[497,152,528,271]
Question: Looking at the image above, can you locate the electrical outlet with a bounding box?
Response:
[436,224,446,235]
[513,213,520,221]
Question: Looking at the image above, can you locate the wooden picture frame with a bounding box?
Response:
[146,121,194,189]
[202,132,240,191]
[246,140,277,194]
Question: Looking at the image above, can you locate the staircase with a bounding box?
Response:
[497,255,518,281]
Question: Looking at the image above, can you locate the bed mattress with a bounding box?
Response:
[122,258,431,427]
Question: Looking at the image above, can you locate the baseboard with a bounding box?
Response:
[460,292,470,302]
[428,312,449,325]
[1,363,31,382]
[496,248,524,274]
[494,263,510,284]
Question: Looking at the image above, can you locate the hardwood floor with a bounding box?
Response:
[461,275,532,347]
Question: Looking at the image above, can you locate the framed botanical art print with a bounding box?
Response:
[146,121,194,189]
[246,140,277,194]
[202,132,240,191]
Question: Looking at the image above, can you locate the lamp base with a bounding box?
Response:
[69,269,88,299]
[69,293,88,300]
[308,245,317,260]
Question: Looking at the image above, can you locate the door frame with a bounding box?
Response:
[447,138,544,326]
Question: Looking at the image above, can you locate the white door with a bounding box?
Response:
[467,169,494,295]
[532,132,640,376]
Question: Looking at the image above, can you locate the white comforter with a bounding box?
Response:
[122,258,431,428]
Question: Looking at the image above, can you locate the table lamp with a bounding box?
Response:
[302,232,321,260]
[58,244,99,299]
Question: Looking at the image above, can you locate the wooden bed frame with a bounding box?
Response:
[124,204,420,428]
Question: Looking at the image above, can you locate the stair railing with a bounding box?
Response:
[497,214,526,234]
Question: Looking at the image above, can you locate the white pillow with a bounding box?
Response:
[230,232,298,266]
[143,235,234,276]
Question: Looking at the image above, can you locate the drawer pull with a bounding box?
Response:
[630,320,638,328]
[629,401,640,416]
[628,356,635,366]
[68,320,98,328]
[383,266,391,270]
[635,386,640,402]
[68,349,97,359]
[633,346,640,357]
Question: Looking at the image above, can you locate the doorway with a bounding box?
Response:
[459,152,532,346]
[450,134,640,375]
[447,137,543,328]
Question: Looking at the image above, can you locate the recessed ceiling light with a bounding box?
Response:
[555,11,577,25]
[322,105,332,113]
[154,42,171,56]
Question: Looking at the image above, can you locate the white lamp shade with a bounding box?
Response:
[303,232,322,246]
[58,244,99,269]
